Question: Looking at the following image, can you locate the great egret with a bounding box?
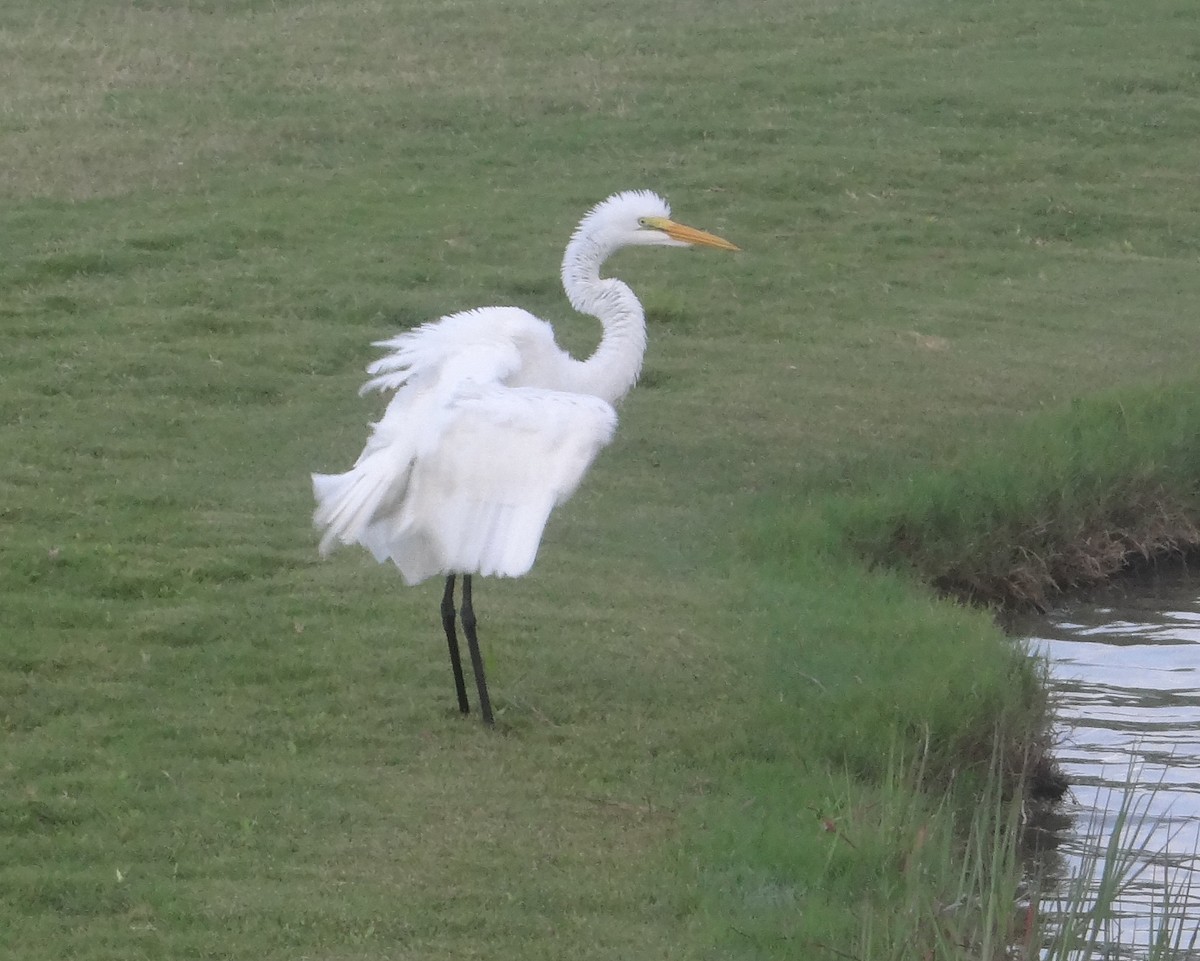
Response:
[312,190,738,725]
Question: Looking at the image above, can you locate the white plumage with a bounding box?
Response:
[313,307,617,584]
[311,190,737,724]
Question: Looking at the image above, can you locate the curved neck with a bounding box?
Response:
[560,233,648,405]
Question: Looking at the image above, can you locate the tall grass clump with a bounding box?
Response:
[856,754,1033,961]
[1035,774,1200,960]
[845,766,1200,961]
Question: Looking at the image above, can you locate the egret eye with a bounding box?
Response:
[637,217,650,228]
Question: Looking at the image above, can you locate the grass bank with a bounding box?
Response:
[711,381,1200,954]
[830,383,1200,610]
[3,0,1199,958]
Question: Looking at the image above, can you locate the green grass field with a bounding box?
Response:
[3,0,1199,957]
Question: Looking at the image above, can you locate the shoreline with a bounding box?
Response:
[688,382,1200,954]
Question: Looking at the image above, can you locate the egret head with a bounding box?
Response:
[576,190,739,252]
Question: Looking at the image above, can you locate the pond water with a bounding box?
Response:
[1022,565,1200,956]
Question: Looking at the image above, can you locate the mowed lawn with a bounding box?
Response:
[2,0,1199,958]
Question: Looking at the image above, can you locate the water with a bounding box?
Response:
[1023,566,1200,955]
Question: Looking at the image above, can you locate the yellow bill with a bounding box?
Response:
[644,216,740,251]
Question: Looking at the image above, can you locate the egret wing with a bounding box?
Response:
[359,386,617,584]
[312,306,614,584]
[311,315,535,559]
[361,307,560,395]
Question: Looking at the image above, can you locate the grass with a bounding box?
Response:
[3,0,1200,957]
[836,761,1200,961]
[823,384,1200,608]
[1035,773,1200,960]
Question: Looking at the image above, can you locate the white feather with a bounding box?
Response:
[312,307,618,584]
[373,388,615,583]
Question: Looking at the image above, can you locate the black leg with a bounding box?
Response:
[441,574,470,715]
[460,574,494,726]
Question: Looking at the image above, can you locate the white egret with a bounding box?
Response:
[312,190,738,725]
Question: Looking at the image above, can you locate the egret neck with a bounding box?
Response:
[560,233,649,406]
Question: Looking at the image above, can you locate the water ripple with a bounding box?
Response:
[1022,566,1200,955]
